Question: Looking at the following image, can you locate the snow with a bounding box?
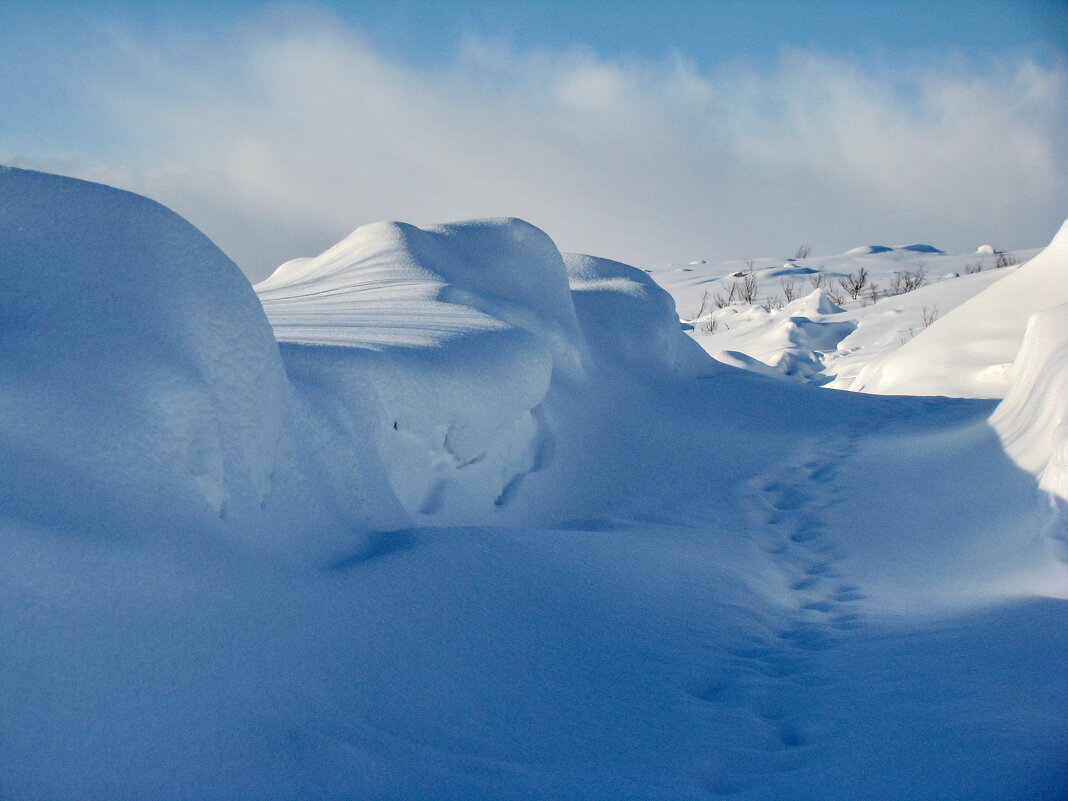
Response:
[2,167,1067,800]
[652,238,1047,395]
[256,218,573,523]
[852,220,1068,397]
[991,303,1068,561]
[0,165,289,530]
[254,219,714,525]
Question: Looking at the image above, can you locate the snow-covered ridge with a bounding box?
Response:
[255,217,712,524]
[0,166,711,544]
[992,303,1068,560]
[0,165,289,530]
[649,232,1053,397]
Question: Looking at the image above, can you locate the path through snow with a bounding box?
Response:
[689,433,868,795]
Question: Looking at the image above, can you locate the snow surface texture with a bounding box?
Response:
[652,240,1047,397]
[2,167,1067,800]
[992,303,1068,562]
[256,218,713,523]
[0,166,289,531]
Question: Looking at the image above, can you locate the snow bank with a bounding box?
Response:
[851,220,1068,398]
[694,289,855,383]
[991,304,1068,560]
[0,167,289,532]
[0,165,713,538]
[257,219,709,523]
[564,252,710,375]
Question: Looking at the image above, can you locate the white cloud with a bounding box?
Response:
[7,7,1067,280]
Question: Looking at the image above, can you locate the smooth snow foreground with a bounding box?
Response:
[1,166,1066,800]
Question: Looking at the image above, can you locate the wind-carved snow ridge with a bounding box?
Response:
[0,164,711,548]
[256,218,712,525]
[991,304,1068,563]
[0,166,289,532]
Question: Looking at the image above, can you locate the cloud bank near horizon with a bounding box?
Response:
[5,7,1067,280]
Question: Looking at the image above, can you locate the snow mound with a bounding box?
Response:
[258,218,584,377]
[257,219,710,523]
[564,252,711,375]
[851,220,1068,398]
[846,245,893,255]
[897,243,943,253]
[696,290,854,382]
[258,218,580,521]
[977,244,996,255]
[0,166,288,531]
[764,263,821,278]
[790,288,845,316]
[991,304,1068,558]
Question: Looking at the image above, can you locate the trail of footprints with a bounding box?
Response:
[694,436,869,797]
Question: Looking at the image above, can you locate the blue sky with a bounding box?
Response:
[2,1,1066,278]
[8,0,1066,66]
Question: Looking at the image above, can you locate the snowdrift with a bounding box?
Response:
[3,167,1068,801]
[256,219,712,524]
[704,289,855,383]
[0,166,289,532]
[851,220,1068,398]
[0,167,708,540]
[992,303,1068,560]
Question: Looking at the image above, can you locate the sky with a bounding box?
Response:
[2,0,1067,281]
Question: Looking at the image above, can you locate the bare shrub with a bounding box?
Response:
[866,281,881,304]
[903,262,926,292]
[809,266,827,289]
[794,244,811,260]
[839,267,869,300]
[735,269,759,304]
[964,260,983,274]
[781,280,798,303]
[889,262,927,295]
[922,304,940,328]
[994,251,1017,269]
[693,290,711,321]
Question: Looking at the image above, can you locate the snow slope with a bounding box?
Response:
[255,218,713,525]
[650,241,1043,395]
[0,166,289,532]
[853,220,1068,397]
[2,168,1066,800]
[992,303,1068,562]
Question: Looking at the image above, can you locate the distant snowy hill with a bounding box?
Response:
[2,167,1066,801]
[854,220,1068,397]
[649,239,1048,396]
